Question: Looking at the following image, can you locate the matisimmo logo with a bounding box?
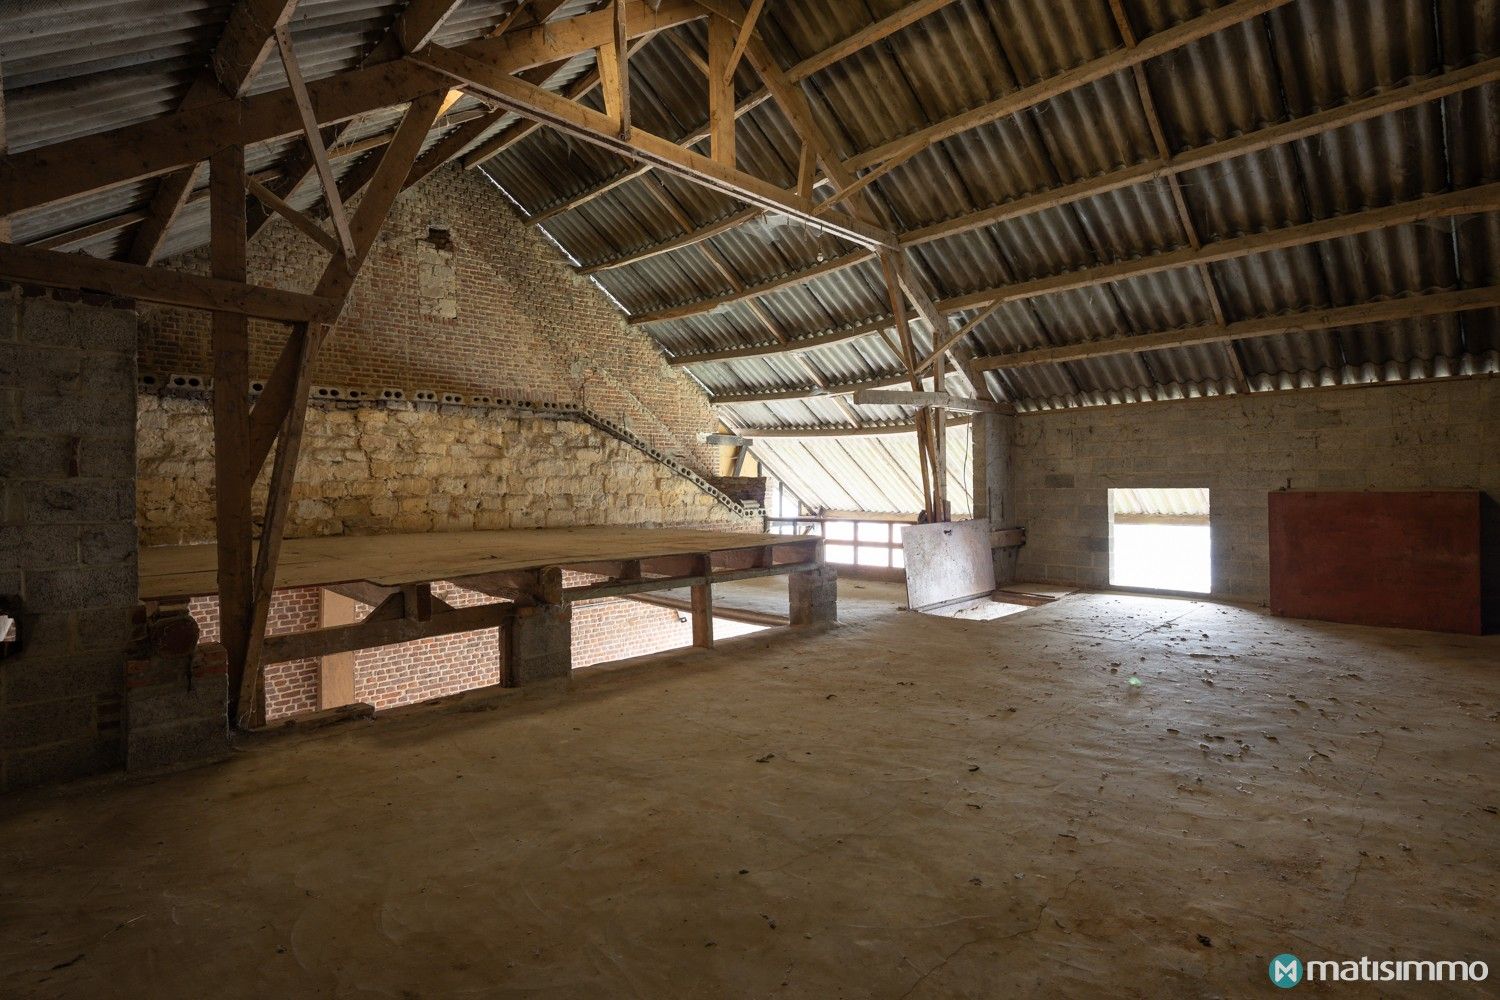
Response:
[1269,954,1301,989]
[1268,952,1489,987]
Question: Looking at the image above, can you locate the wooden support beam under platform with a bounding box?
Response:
[141,527,834,675]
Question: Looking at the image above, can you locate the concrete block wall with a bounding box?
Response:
[0,290,138,792]
[1007,378,1500,603]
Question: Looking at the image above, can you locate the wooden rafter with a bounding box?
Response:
[971,287,1500,372]
[1106,0,1247,392]
[411,43,895,249]
[125,0,300,265]
[524,86,771,224]
[784,0,958,82]
[919,183,1500,369]
[0,54,8,241]
[707,286,1500,398]
[563,57,1500,285]
[819,0,1294,212]
[636,175,864,428]
[851,390,1013,414]
[656,185,1499,371]
[0,0,709,220]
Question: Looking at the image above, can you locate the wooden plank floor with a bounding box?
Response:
[140,527,803,600]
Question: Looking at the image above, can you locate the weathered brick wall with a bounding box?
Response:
[138,164,719,474]
[1008,378,1500,602]
[138,393,753,545]
[191,584,697,720]
[0,291,138,792]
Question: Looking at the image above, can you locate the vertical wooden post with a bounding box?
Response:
[210,144,254,711]
[932,350,948,521]
[599,0,631,140]
[235,91,448,727]
[707,15,737,167]
[317,588,356,709]
[0,55,9,242]
[690,555,714,648]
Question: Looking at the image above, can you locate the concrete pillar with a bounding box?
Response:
[789,565,838,626]
[973,411,1019,585]
[507,603,572,686]
[124,605,230,773]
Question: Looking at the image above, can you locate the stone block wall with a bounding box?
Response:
[139,164,720,475]
[137,393,754,545]
[0,290,138,792]
[1007,378,1500,603]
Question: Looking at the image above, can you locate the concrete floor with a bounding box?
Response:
[2,581,1496,998]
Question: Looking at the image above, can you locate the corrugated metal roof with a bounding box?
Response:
[4,0,1497,516]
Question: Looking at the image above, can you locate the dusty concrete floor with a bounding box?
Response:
[2,582,1497,998]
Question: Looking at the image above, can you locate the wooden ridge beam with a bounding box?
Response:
[822,0,1293,211]
[972,286,1500,371]
[411,44,896,249]
[0,0,709,218]
[0,241,341,322]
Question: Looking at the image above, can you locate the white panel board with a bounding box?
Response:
[902,519,995,612]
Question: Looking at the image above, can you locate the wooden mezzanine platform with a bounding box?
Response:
[138,527,836,670]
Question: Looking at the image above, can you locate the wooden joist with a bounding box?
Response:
[0,240,342,322]
[741,417,973,439]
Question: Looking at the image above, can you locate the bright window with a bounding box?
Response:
[1108,488,1211,594]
